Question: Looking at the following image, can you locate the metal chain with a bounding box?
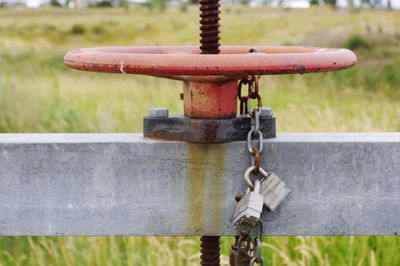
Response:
[250,234,264,266]
[230,222,264,266]
[231,76,265,266]
[237,76,263,116]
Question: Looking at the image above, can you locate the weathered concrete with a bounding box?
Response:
[0,133,399,236]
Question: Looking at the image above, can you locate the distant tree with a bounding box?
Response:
[325,0,336,5]
[179,0,189,12]
[154,0,166,11]
[96,0,113,7]
[121,0,129,12]
[50,0,62,6]
[146,0,166,11]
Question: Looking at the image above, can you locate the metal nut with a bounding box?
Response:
[259,107,273,117]
[149,107,169,118]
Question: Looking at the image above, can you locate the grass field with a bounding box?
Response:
[0,6,399,266]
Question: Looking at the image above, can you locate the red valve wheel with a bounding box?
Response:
[64,45,356,81]
[64,45,356,119]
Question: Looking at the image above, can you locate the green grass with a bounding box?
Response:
[0,6,399,266]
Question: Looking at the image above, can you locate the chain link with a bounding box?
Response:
[247,110,263,155]
[237,76,263,117]
[231,221,264,266]
[252,148,260,175]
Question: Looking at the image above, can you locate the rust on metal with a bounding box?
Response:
[234,194,243,202]
[229,235,251,266]
[64,46,357,79]
[199,0,220,54]
[248,75,260,100]
[143,115,276,143]
[237,79,249,115]
[64,45,356,122]
[237,76,263,115]
[252,148,260,175]
[200,236,221,266]
[183,80,237,118]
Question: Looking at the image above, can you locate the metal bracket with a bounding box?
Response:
[143,111,276,143]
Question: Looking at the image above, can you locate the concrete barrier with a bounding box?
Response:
[0,133,399,235]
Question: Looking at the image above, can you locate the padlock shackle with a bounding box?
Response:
[244,166,269,190]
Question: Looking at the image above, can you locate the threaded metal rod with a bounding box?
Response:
[200,236,221,266]
[199,0,220,54]
[199,0,221,264]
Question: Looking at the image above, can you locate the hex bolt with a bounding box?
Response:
[149,107,169,118]
[260,107,273,117]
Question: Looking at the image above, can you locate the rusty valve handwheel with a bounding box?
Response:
[64,45,356,119]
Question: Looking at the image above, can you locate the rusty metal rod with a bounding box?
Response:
[199,0,220,54]
[200,236,221,266]
[199,0,222,263]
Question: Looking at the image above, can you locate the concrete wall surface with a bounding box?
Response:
[0,133,399,236]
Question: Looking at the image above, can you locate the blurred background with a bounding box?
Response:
[0,0,399,265]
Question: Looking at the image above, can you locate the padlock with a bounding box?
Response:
[233,179,264,232]
[259,172,291,212]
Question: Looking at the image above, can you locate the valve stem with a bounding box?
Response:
[199,0,220,54]
[200,236,221,266]
[199,0,221,264]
